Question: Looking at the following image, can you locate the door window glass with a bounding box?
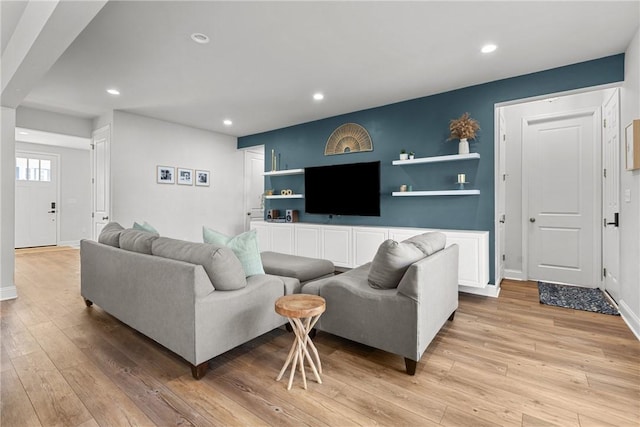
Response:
[16,157,27,180]
[40,160,51,182]
[16,157,52,182]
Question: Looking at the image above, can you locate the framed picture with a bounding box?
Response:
[195,170,210,186]
[177,168,193,185]
[625,119,640,171]
[157,166,175,184]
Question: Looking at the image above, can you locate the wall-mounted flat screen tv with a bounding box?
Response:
[304,161,380,216]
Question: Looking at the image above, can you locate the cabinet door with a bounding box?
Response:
[388,228,433,242]
[250,221,271,252]
[353,227,388,266]
[446,231,489,288]
[271,224,295,255]
[295,224,321,258]
[321,226,352,267]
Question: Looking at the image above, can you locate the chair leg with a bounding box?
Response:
[191,362,208,380]
[404,358,417,375]
[448,310,456,321]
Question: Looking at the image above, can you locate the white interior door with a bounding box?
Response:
[602,89,621,301]
[244,147,265,231]
[92,125,110,239]
[524,108,599,287]
[15,152,58,248]
[496,107,507,284]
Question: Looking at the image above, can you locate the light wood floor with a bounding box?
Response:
[2,247,639,426]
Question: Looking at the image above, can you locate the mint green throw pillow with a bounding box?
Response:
[202,227,265,277]
[133,221,158,234]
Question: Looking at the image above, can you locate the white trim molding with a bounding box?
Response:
[0,285,18,301]
[619,299,640,341]
[459,284,501,298]
[58,240,81,248]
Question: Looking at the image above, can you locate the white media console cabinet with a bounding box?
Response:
[251,221,491,293]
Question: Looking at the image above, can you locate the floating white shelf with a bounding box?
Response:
[262,168,304,176]
[392,190,480,197]
[265,194,304,199]
[392,153,480,166]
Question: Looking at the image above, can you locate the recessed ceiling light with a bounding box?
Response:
[313,92,324,101]
[481,44,497,54]
[191,33,210,44]
[223,119,233,126]
[106,88,120,95]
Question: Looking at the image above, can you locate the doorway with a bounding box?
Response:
[243,146,265,231]
[15,151,59,248]
[499,87,618,288]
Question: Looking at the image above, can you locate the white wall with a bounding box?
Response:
[619,27,640,337]
[0,107,17,300]
[110,111,244,242]
[16,106,93,138]
[16,141,91,245]
[503,89,612,278]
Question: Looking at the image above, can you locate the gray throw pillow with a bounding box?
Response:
[152,237,247,291]
[98,222,125,247]
[119,228,159,255]
[403,232,446,256]
[367,239,426,289]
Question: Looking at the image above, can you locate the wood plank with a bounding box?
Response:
[60,361,155,426]
[0,368,42,427]
[11,350,93,427]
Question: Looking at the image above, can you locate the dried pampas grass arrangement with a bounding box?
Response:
[448,112,480,140]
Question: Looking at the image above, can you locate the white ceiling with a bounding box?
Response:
[14,1,640,137]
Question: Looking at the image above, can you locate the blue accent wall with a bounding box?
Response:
[238,54,625,284]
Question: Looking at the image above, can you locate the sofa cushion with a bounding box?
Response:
[403,232,446,256]
[98,221,124,247]
[152,237,247,291]
[119,228,159,254]
[133,221,158,234]
[202,227,264,277]
[367,239,426,289]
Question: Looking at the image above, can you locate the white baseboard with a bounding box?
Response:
[459,284,500,298]
[618,299,640,341]
[58,240,80,248]
[0,286,17,301]
[504,269,526,281]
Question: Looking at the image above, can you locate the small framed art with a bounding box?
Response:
[177,168,193,185]
[625,119,640,171]
[157,166,175,184]
[195,170,210,186]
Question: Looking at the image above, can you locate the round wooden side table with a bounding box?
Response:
[275,294,326,390]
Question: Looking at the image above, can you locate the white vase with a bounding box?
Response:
[399,153,409,160]
[458,138,469,155]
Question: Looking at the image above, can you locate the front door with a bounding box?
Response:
[524,108,599,287]
[92,125,110,239]
[15,152,58,248]
[602,89,621,301]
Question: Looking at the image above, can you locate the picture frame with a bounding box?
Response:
[177,168,193,185]
[157,165,175,184]
[195,170,210,186]
[625,119,640,171]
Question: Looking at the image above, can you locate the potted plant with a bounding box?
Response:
[409,151,415,160]
[448,112,480,154]
[399,149,409,160]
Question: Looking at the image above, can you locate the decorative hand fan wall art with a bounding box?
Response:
[324,123,373,155]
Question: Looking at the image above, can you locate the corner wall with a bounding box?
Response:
[110,111,244,242]
[619,27,640,338]
[0,107,17,300]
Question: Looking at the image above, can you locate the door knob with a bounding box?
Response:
[48,210,56,213]
[102,216,109,221]
[529,218,536,223]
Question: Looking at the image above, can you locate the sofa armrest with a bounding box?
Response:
[396,244,459,302]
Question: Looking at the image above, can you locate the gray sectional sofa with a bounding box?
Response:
[301,232,459,374]
[81,224,299,379]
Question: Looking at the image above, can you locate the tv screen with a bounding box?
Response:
[304,161,380,216]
